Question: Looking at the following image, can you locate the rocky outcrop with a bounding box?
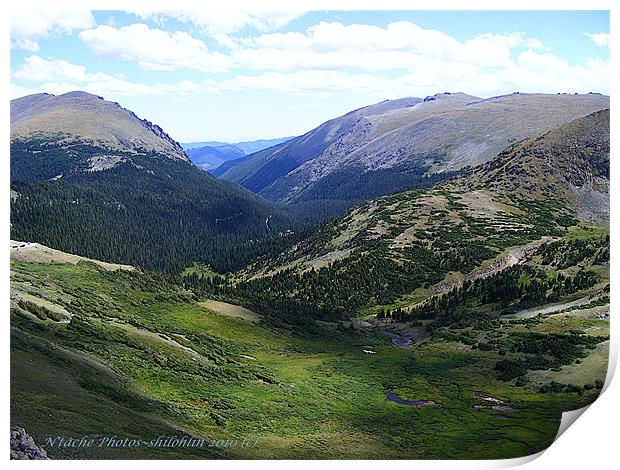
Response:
[431,239,550,295]
[10,427,49,460]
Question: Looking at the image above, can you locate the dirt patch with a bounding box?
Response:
[198,300,261,322]
[501,295,591,320]
[10,241,133,271]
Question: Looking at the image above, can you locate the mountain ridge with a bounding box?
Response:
[237,109,609,291]
[11,91,189,161]
[217,92,609,206]
[182,136,294,153]
[186,144,246,171]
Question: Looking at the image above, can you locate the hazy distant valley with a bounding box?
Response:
[181,137,293,172]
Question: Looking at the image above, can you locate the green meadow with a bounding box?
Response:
[10,255,607,459]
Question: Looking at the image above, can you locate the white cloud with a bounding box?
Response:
[11,55,204,98]
[129,10,304,45]
[79,24,232,72]
[11,19,609,101]
[584,32,609,47]
[13,55,106,83]
[11,10,95,51]
[232,22,546,72]
[212,71,387,96]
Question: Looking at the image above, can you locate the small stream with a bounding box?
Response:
[381,331,413,346]
[387,392,435,407]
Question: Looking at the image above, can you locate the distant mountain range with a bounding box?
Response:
[182,137,294,153]
[10,91,292,274]
[185,145,246,171]
[215,92,609,208]
[182,137,294,171]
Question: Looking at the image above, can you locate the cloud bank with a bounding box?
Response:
[11,14,610,100]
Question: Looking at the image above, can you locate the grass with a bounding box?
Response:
[10,258,608,459]
[564,223,609,240]
[197,300,261,323]
[182,263,221,280]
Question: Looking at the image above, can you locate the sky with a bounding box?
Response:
[10,10,610,142]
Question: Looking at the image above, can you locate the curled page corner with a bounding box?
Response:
[491,402,600,469]
[555,404,592,441]
[494,346,616,469]
[492,450,545,468]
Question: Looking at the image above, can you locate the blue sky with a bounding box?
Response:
[10,10,610,142]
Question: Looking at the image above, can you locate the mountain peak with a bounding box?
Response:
[11,91,188,161]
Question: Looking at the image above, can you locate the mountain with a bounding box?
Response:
[215,110,609,321]
[215,97,422,194]
[183,137,295,172]
[11,91,188,161]
[232,137,295,155]
[216,93,609,206]
[185,144,246,171]
[10,91,292,274]
[210,140,290,178]
[182,137,294,154]
[456,108,610,224]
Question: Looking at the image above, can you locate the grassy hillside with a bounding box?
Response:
[10,248,608,459]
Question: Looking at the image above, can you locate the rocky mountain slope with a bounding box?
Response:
[456,109,610,224]
[215,97,423,192]
[217,93,609,205]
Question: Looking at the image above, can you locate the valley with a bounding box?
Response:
[9,90,610,460]
[10,241,607,459]
[181,137,294,172]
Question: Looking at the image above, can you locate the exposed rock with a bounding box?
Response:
[458,109,610,224]
[10,427,48,460]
